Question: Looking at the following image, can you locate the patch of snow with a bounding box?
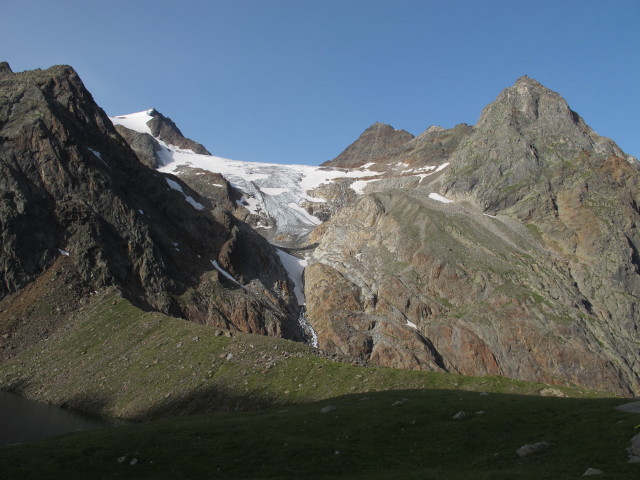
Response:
[407,165,440,181]
[165,178,205,211]
[109,110,154,135]
[58,249,70,257]
[360,162,376,169]
[406,320,417,329]
[435,162,450,172]
[138,209,144,215]
[261,187,290,196]
[287,202,322,226]
[210,260,243,287]
[276,249,308,306]
[210,183,225,187]
[87,148,109,167]
[414,165,436,173]
[236,195,262,215]
[351,179,378,194]
[165,178,184,192]
[184,196,205,211]
[296,166,379,198]
[429,193,454,204]
[483,213,498,218]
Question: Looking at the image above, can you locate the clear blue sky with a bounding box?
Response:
[2,0,639,164]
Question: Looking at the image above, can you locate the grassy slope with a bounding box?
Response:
[0,290,600,421]
[1,290,638,478]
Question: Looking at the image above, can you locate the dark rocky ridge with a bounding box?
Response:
[0,63,304,356]
[113,124,163,168]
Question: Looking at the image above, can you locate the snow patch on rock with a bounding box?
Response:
[165,178,205,210]
[429,192,454,204]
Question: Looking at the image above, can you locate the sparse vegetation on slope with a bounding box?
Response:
[0,290,604,422]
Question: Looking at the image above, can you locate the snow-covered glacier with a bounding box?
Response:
[111,110,379,246]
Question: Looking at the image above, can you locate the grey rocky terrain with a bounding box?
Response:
[304,76,640,396]
[0,62,305,362]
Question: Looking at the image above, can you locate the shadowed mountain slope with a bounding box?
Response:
[0,63,305,360]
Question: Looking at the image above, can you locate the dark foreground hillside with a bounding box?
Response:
[1,389,639,479]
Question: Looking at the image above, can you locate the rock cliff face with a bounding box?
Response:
[306,76,640,396]
[322,122,414,169]
[145,108,211,155]
[113,124,163,168]
[0,62,304,358]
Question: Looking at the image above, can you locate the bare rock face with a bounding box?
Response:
[322,122,414,168]
[306,77,640,396]
[146,108,211,155]
[0,63,303,351]
[113,124,163,168]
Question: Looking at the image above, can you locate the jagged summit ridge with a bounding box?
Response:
[477,74,586,133]
[111,108,210,168]
[323,122,415,168]
[442,76,635,212]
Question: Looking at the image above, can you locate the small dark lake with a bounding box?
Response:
[0,390,111,446]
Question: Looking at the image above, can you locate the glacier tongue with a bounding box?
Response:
[154,144,378,247]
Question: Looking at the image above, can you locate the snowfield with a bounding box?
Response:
[110,109,155,135]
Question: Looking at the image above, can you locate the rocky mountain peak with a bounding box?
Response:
[0,61,12,75]
[322,122,415,168]
[304,76,640,396]
[442,76,632,214]
[111,107,212,167]
[145,109,211,155]
[476,75,587,139]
